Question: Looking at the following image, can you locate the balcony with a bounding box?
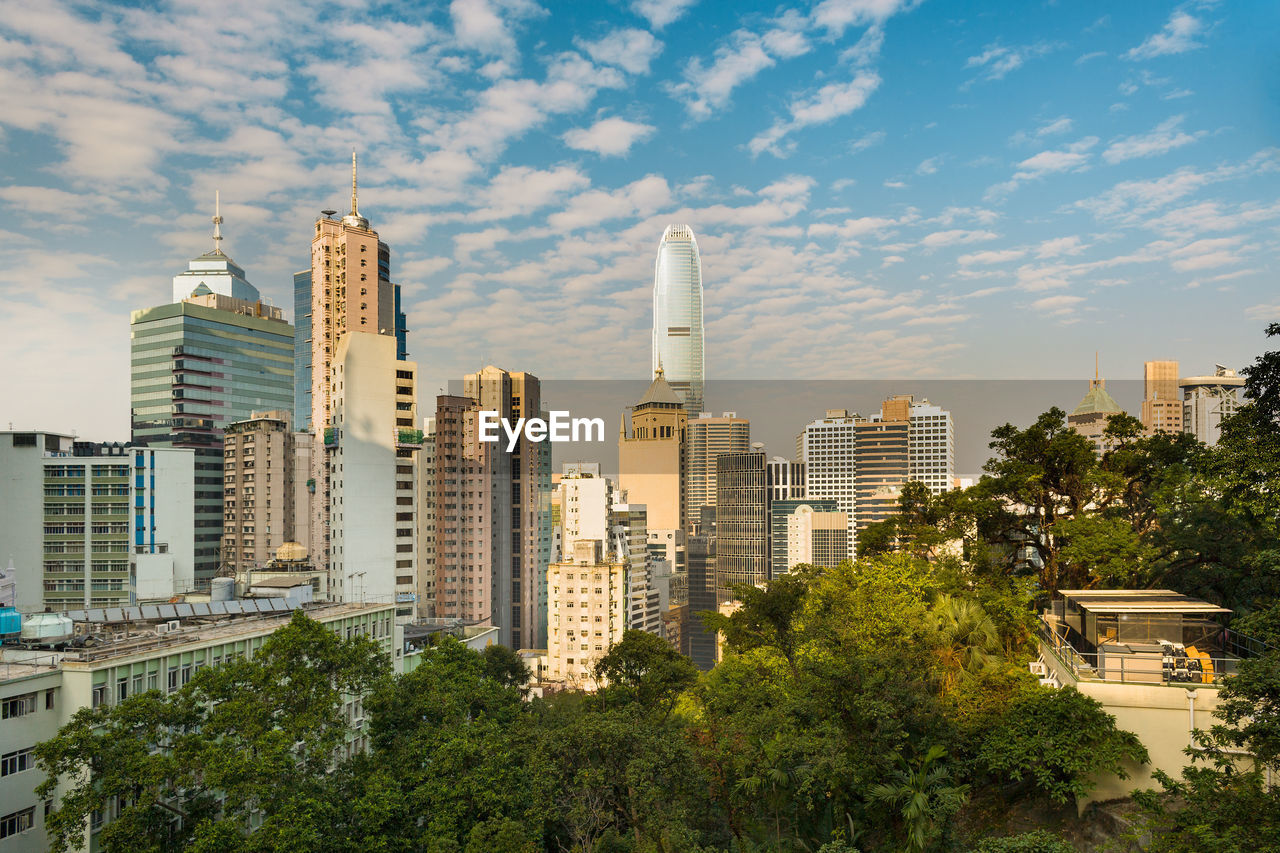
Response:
[1036,589,1270,687]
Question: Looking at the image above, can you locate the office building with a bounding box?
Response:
[785,504,849,570]
[432,394,494,631]
[797,409,858,551]
[0,431,195,613]
[684,509,717,670]
[652,224,705,415]
[307,155,410,577]
[908,399,954,495]
[1068,368,1125,455]
[714,451,768,601]
[769,497,842,577]
[685,413,749,520]
[766,457,805,501]
[1181,366,1245,446]
[221,411,297,575]
[854,397,911,533]
[1142,360,1182,435]
[327,333,420,617]
[293,270,312,429]
[546,539,627,689]
[131,207,294,583]
[618,368,688,531]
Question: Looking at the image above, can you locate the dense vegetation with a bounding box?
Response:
[33,326,1280,851]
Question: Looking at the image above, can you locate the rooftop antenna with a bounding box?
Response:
[350,150,359,217]
[212,190,224,254]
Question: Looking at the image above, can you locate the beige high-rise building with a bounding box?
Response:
[785,504,849,570]
[416,417,437,618]
[432,369,551,649]
[546,539,627,689]
[222,411,295,574]
[618,368,688,532]
[1142,360,1182,435]
[308,154,403,574]
[686,412,749,521]
[853,397,911,533]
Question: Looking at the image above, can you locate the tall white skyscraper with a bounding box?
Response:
[907,399,954,495]
[652,224,705,415]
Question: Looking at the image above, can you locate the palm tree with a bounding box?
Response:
[869,745,969,853]
[930,594,1001,693]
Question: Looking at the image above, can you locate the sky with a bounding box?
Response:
[1,0,1278,440]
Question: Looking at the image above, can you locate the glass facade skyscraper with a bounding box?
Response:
[293,269,312,429]
[131,255,294,584]
[652,224,705,416]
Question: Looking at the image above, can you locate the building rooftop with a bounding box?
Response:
[1059,589,1232,615]
[1071,380,1123,416]
[637,368,683,406]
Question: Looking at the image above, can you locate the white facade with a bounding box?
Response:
[171,252,261,303]
[797,410,859,550]
[416,417,437,619]
[1181,367,1246,446]
[559,463,611,553]
[328,333,418,610]
[0,433,194,613]
[546,540,627,689]
[908,400,955,496]
[652,224,705,415]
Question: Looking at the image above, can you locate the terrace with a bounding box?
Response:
[1037,589,1269,686]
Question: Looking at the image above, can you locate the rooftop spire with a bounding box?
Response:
[350,151,359,217]
[212,190,224,254]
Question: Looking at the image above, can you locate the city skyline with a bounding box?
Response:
[2,1,1279,439]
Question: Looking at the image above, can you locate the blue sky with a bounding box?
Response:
[1,0,1278,438]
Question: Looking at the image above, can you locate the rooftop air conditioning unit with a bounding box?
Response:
[1028,660,1047,676]
[166,620,180,632]
[155,624,170,636]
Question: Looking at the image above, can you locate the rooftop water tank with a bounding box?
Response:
[0,607,20,637]
[20,612,73,643]
[211,577,235,602]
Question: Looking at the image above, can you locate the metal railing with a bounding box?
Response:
[1036,617,1240,686]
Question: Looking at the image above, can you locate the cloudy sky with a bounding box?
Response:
[1,0,1278,439]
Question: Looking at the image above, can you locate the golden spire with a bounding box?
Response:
[212,190,223,254]
[350,151,359,217]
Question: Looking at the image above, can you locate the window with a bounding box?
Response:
[0,807,34,839]
[0,748,34,776]
[91,685,108,708]
[1,693,36,719]
[45,689,54,711]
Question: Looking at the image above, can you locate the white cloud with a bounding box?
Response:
[1102,115,1205,164]
[811,0,914,37]
[450,0,543,57]
[748,71,880,156]
[1076,151,1280,222]
[669,30,775,119]
[468,165,589,220]
[987,137,1098,198]
[1125,11,1204,60]
[920,229,999,248]
[563,117,656,156]
[958,248,1025,265]
[965,42,1054,82]
[849,130,885,153]
[1036,236,1086,258]
[576,28,662,75]
[1031,294,1084,315]
[631,0,697,29]
[916,156,941,176]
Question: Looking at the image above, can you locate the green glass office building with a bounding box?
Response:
[130,293,294,583]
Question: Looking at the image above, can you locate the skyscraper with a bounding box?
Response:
[1068,364,1125,455]
[130,201,294,583]
[652,224,705,416]
[1142,360,1182,435]
[685,412,749,520]
[714,450,768,601]
[307,154,409,575]
[797,409,858,551]
[221,410,297,575]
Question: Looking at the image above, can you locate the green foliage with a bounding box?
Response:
[868,745,968,853]
[971,829,1073,853]
[978,686,1148,805]
[34,610,389,853]
[593,628,698,715]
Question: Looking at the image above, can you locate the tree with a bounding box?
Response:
[35,611,390,853]
[593,629,698,716]
[929,594,1001,693]
[971,830,1073,852]
[702,568,813,667]
[868,745,968,853]
[977,686,1148,805]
